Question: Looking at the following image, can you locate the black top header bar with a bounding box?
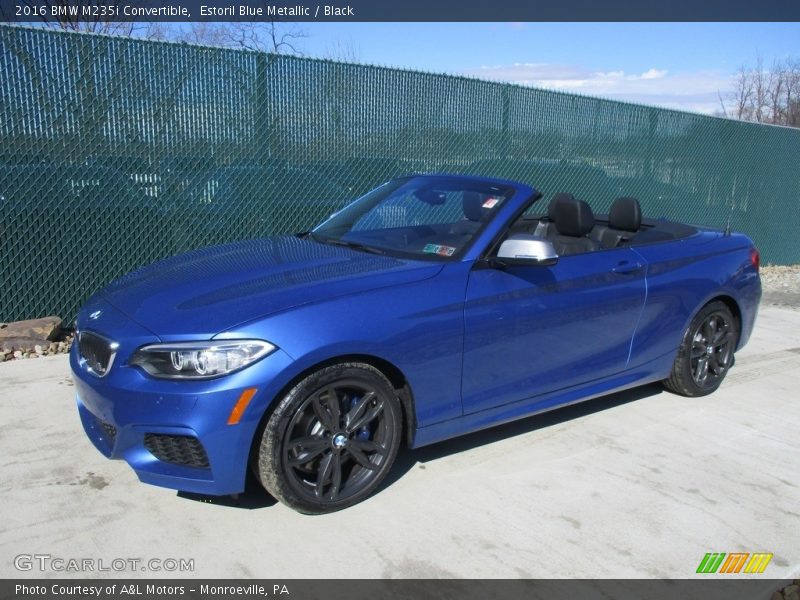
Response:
[2,0,800,22]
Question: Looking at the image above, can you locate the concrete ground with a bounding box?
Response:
[0,306,798,580]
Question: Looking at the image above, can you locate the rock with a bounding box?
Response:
[0,316,62,342]
[771,593,783,600]
[784,585,800,600]
[1,337,55,353]
[34,344,43,355]
[13,350,22,359]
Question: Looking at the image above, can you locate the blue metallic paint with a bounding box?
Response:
[71,175,761,496]
[98,236,444,339]
[462,247,647,413]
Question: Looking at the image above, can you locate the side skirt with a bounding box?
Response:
[409,359,672,449]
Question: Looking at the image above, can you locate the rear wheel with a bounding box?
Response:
[257,362,402,514]
[663,301,739,397]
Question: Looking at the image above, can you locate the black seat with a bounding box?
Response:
[533,192,574,237]
[598,197,642,248]
[450,191,488,236]
[549,197,598,256]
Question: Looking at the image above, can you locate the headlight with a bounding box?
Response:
[129,340,275,379]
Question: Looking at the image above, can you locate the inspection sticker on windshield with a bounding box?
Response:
[482,197,500,209]
[423,243,456,257]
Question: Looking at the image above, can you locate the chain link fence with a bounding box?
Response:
[1,24,799,322]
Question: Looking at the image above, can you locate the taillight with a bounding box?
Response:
[750,247,760,273]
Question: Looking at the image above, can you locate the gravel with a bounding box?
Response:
[761,264,800,310]
[772,580,800,600]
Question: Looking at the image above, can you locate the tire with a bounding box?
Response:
[663,301,739,397]
[257,362,402,514]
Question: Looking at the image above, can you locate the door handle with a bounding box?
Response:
[612,261,644,274]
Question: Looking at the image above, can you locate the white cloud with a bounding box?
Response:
[463,63,733,114]
[640,68,668,80]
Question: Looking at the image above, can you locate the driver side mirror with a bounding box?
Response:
[494,234,559,267]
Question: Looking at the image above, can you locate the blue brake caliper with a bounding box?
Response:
[349,395,371,441]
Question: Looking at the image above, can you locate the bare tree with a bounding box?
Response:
[721,55,800,128]
[175,22,231,48]
[175,21,306,54]
[782,58,800,127]
[13,0,165,38]
[323,38,361,62]
[14,1,307,56]
[767,59,784,123]
[752,57,769,122]
[261,20,306,54]
[729,63,755,121]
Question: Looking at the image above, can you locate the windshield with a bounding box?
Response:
[310,176,516,259]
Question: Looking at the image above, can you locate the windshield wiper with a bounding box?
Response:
[314,235,386,255]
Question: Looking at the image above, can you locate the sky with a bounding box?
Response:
[296,22,800,115]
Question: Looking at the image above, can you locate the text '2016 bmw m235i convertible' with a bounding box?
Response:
[72,175,761,513]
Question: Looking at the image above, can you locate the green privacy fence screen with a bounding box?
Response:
[1,24,800,322]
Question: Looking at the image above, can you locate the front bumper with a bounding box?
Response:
[71,326,294,496]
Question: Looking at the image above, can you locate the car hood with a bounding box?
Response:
[97,236,442,338]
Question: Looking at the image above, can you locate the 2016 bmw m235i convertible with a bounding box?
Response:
[72,175,761,513]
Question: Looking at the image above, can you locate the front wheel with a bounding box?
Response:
[663,301,739,397]
[257,362,402,514]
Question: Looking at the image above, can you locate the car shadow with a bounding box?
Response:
[177,382,664,510]
[377,382,665,493]
[177,470,278,509]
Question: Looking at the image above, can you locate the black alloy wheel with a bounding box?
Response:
[689,311,734,386]
[257,363,402,514]
[663,300,739,397]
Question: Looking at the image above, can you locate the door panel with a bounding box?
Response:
[462,249,647,414]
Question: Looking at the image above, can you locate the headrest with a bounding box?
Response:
[608,196,642,232]
[548,193,575,220]
[553,197,595,237]
[463,191,487,222]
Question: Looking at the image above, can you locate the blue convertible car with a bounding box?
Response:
[72,175,761,513]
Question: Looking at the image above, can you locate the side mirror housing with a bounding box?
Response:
[495,234,559,267]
